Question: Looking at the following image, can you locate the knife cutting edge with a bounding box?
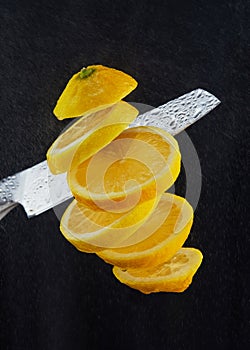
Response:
[0,88,220,221]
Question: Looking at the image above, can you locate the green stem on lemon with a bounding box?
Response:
[79,67,95,79]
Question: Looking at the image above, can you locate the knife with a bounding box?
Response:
[0,88,220,221]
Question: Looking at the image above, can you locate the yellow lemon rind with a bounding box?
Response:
[54,65,138,120]
[112,247,203,294]
[97,194,193,268]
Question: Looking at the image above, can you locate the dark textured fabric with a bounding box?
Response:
[0,0,249,349]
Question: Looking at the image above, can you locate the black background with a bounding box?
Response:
[0,0,249,349]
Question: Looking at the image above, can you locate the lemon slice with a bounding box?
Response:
[113,248,203,294]
[60,195,160,252]
[97,193,193,268]
[68,126,181,212]
[47,101,138,174]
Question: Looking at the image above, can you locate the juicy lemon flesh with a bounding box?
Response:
[113,248,203,294]
[47,101,139,174]
[74,130,171,190]
[60,195,160,250]
[55,107,114,150]
[108,201,180,253]
[128,251,189,278]
[69,127,178,199]
[97,194,193,268]
[67,201,123,232]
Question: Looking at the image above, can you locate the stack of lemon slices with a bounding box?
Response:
[47,65,203,294]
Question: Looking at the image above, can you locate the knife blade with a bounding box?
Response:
[0,88,220,220]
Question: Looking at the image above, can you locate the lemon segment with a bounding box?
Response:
[97,193,193,268]
[113,248,203,294]
[54,65,138,120]
[68,126,181,213]
[59,195,161,252]
[47,101,138,174]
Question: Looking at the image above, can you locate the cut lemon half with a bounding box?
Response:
[97,193,193,268]
[60,195,160,252]
[113,248,203,294]
[68,126,181,213]
[54,65,138,120]
[47,101,138,174]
